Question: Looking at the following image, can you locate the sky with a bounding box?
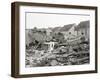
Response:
[26,12,90,29]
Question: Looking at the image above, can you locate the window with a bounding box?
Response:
[81,32,84,35]
[69,32,71,34]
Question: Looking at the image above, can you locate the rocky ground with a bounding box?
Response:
[25,40,89,67]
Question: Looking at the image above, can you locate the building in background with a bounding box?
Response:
[75,21,90,41]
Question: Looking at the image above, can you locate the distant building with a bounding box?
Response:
[75,21,90,41]
[60,24,77,40]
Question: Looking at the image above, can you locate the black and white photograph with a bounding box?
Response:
[25,12,90,67]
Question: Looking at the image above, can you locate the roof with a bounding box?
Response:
[75,20,90,31]
[52,27,61,32]
[60,24,75,31]
[52,24,75,32]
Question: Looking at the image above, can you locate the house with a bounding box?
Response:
[75,20,90,41]
[60,23,77,40]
